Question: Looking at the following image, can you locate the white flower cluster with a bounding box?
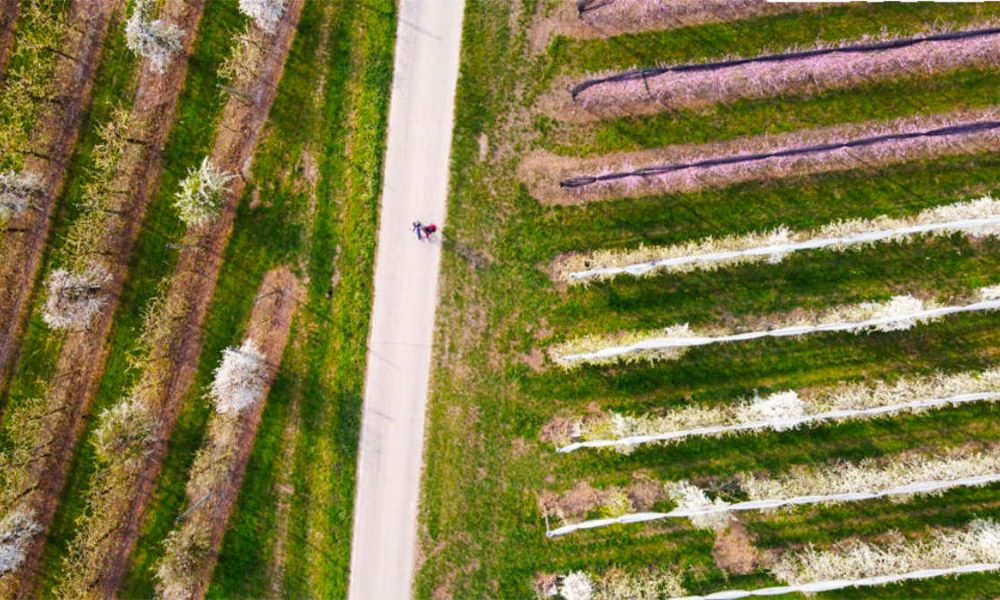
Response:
[561,196,1000,284]
[125,0,184,73]
[93,400,156,464]
[663,480,732,530]
[741,447,1000,505]
[551,287,1000,367]
[238,0,286,34]
[209,339,267,414]
[0,170,42,223]
[566,366,1000,451]
[770,519,1000,586]
[42,266,112,330]
[173,158,234,227]
[555,568,686,600]
[0,509,41,576]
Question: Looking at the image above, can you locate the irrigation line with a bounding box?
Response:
[559,121,1000,188]
[556,298,1000,365]
[673,563,1000,599]
[546,472,1000,537]
[566,215,1000,281]
[556,391,1000,453]
[570,26,1000,98]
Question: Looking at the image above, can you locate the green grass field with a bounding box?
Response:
[417,1,1000,598]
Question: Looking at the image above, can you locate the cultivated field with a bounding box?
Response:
[0,0,394,597]
[419,1,1000,599]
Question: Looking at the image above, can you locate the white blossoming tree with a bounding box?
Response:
[210,339,267,414]
[558,571,594,600]
[93,400,155,464]
[42,267,112,330]
[0,171,43,225]
[238,0,286,33]
[663,480,732,530]
[173,158,234,227]
[0,509,42,576]
[125,0,184,73]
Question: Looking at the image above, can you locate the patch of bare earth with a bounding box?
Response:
[542,26,1000,122]
[713,520,768,575]
[0,0,118,396]
[166,267,300,599]
[0,0,19,76]
[59,1,306,594]
[0,0,209,596]
[519,107,1000,204]
[530,0,818,51]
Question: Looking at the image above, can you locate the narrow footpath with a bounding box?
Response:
[348,0,465,598]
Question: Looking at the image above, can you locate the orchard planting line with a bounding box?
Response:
[546,448,1000,536]
[523,109,1000,204]
[55,1,303,595]
[551,288,1000,367]
[575,0,810,37]
[0,0,207,595]
[533,0,812,51]
[551,520,1000,599]
[0,0,117,394]
[560,195,1000,283]
[156,267,298,600]
[567,25,1000,118]
[554,367,1000,453]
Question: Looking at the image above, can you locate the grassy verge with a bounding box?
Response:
[417,1,1000,598]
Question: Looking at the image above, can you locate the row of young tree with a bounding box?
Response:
[0,0,288,592]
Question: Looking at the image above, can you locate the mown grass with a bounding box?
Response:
[34,0,239,592]
[418,1,1000,598]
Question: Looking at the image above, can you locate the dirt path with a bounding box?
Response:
[164,267,299,600]
[0,0,119,395]
[0,1,207,597]
[346,0,465,598]
[0,0,19,77]
[91,0,305,593]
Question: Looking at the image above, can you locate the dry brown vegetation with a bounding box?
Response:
[0,0,20,76]
[56,0,305,594]
[0,1,208,596]
[0,0,119,395]
[531,0,815,49]
[547,27,1000,121]
[520,108,1000,204]
[156,267,298,600]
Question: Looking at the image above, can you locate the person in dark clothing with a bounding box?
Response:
[412,221,424,240]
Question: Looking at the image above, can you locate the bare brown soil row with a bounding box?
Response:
[530,0,817,51]
[519,108,1000,205]
[56,0,305,595]
[0,1,208,597]
[546,27,1000,122]
[0,0,20,77]
[157,267,298,600]
[0,0,119,395]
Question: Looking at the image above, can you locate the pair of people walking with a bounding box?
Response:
[412,220,437,241]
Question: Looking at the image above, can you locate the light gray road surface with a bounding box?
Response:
[347,1,465,599]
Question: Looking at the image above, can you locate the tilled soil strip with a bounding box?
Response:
[0,0,20,76]
[0,0,119,393]
[536,0,814,46]
[520,108,1000,205]
[75,0,304,593]
[0,0,207,597]
[555,26,1000,121]
[162,267,298,600]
